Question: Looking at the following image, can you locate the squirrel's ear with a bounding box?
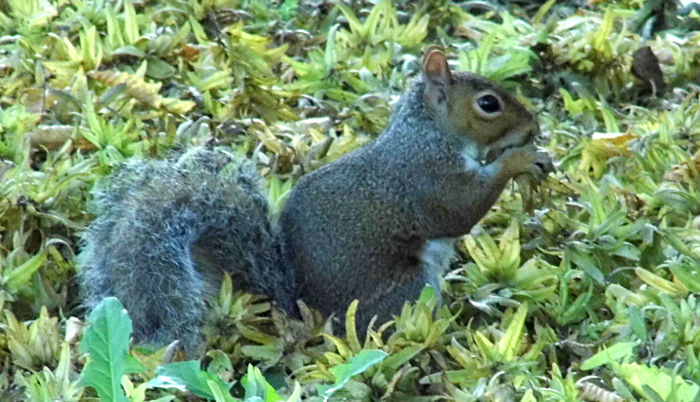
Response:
[422,47,453,87]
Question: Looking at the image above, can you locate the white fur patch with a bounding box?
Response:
[461,141,497,176]
[421,238,457,274]
[461,141,481,161]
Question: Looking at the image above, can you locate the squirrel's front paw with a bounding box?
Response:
[500,144,554,181]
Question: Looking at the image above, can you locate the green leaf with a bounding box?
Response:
[209,379,236,402]
[318,349,388,398]
[78,297,143,402]
[627,306,647,340]
[532,0,556,24]
[6,248,48,293]
[123,0,139,44]
[334,3,366,38]
[498,303,528,361]
[324,24,339,75]
[149,360,232,400]
[581,341,637,370]
[111,45,145,58]
[662,229,700,263]
[344,300,361,354]
[569,247,605,284]
[278,0,298,21]
[618,363,700,401]
[418,285,436,305]
[599,101,620,133]
[240,344,283,364]
[146,57,177,80]
[669,262,700,293]
[240,364,281,402]
[380,345,424,374]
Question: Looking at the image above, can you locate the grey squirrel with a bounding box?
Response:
[78,46,553,353]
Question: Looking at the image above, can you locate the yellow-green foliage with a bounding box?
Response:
[1,0,700,400]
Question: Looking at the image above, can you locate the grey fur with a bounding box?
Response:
[279,80,518,331]
[78,148,295,353]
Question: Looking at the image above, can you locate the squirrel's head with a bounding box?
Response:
[422,46,539,164]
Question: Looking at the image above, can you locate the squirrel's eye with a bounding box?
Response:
[474,92,503,118]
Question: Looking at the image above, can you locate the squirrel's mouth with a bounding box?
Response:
[482,123,539,164]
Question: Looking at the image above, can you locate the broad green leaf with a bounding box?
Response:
[149,360,231,400]
[581,342,637,370]
[78,297,143,402]
[318,349,388,398]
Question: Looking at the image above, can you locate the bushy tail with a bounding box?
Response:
[78,148,296,352]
